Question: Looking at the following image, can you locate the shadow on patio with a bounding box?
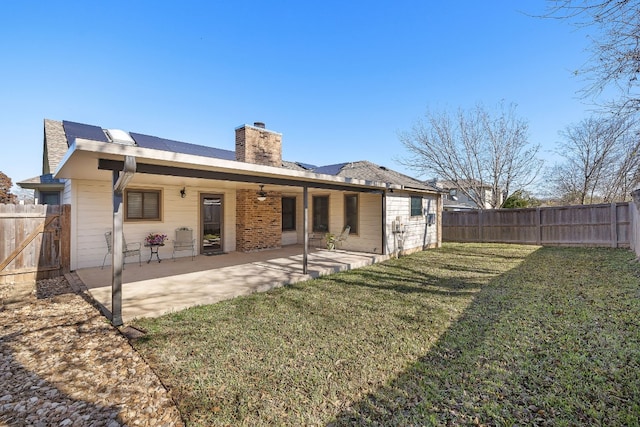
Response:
[73,245,389,323]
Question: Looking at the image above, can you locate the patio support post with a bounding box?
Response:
[303,185,308,274]
[111,182,124,327]
[111,156,136,327]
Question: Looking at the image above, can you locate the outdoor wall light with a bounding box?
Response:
[257,185,267,202]
[180,187,186,198]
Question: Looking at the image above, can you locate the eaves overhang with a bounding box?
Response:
[17,181,65,190]
[17,174,65,190]
[54,138,414,193]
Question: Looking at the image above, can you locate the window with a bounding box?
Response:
[282,197,296,231]
[344,194,358,234]
[125,189,161,221]
[410,196,423,217]
[312,195,329,232]
[39,191,60,205]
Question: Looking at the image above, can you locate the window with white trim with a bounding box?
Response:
[410,196,423,217]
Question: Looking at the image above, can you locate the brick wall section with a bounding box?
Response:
[236,189,283,252]
[235,125,282,167]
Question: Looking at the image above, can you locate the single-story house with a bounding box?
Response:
[20,119,443,271]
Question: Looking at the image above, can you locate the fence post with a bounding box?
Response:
[610,202,618,248]
[536,207,541,245]
[631,190,640,257]
[478,210,483,243]
[60,205,71,273]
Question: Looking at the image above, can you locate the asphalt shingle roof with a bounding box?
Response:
[38,119,438,192]
[43,119,69,175]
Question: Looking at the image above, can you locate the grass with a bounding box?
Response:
[130,243,640,426]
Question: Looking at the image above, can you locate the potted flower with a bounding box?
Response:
[325,232,336,250]
[145,232,167,246]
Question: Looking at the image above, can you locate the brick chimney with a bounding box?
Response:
[235,122,282,167]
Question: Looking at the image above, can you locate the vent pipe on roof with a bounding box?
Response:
[253,122,266,129]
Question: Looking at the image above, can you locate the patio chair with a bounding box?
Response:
[334,225,351,249]
[172,227,196,261]
[101,231,142,269]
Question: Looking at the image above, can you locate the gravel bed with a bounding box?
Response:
[0,277,184,426]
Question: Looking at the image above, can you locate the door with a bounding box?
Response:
[201,194,223,254]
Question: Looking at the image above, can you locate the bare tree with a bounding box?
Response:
[399,103,542,209]
[545,0,640,112]
[547,113,640,204]
[0,171,16,204]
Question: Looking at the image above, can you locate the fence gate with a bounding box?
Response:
[0,204,70,284]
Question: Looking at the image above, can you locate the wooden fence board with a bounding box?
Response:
[0,204,70,284]
[632,191,640,258]
[443,202,631,248]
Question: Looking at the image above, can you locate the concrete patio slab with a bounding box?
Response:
[74,246,389,323]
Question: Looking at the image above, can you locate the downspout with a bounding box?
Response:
[111,155,136,327]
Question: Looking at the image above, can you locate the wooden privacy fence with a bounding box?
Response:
[443,202,632,248]
[631,190,640,258]
[0,204,70,284]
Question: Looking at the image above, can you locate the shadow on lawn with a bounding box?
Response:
[326,250,508,297]
[329,247,551,426]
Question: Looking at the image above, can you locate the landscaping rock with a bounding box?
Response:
[0,276,184,426]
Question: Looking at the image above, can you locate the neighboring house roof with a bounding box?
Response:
[310,161,437,192]
[434,179,492,190]
[443,198,477,210]
[281,161,312,172]
[27,119,440,194]
[17,173,64,190]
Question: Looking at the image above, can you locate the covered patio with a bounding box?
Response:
[72,246,390,323]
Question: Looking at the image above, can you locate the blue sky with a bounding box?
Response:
[1,1,595,188]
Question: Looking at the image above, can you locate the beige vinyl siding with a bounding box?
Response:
[71,180,237,269]
[282,191,383,253]
[385,193,438,255]
[62,179,72,204]
[74,180,112,269]
[325,192,382,253]
[343,193,383,253]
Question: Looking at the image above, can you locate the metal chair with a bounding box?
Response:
[335,225,351,249]
[101,231,142,269]
[172,227,196,261]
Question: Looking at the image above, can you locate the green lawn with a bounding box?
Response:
[130,243,640,426]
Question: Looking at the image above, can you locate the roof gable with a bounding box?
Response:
[43,119,69,175]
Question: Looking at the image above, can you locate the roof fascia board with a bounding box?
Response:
[56,138,434,193]
[61,138,398,190]
[18,182,65,190]
[97,159,384,193]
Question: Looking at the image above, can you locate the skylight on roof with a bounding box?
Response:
[106,129,136,146]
